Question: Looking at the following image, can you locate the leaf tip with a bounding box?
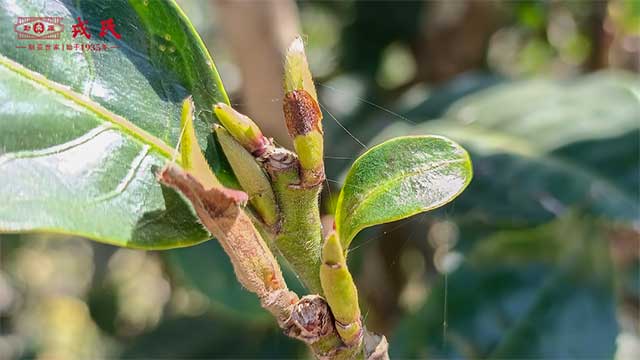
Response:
[213,103,268,155]
[322,231,345,266]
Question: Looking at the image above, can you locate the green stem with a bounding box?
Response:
[320,232,363,348]
[257,145,324,294]
[270,162,324,294]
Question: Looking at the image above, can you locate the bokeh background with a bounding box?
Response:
[1,0,638,358]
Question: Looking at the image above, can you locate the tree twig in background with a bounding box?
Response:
[215,0,301,148]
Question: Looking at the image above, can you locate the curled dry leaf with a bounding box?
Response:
[157,163,295,322]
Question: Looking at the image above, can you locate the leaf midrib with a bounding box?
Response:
[0,54,177,159]
[338,157,468,242]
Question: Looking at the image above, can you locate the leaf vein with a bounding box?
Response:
[92,144,151,203]
[0,54,176,159]
[0,124,112,167]
[341,157,465,235]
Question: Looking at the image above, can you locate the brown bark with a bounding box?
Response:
[414,0,503,84]
[157,164,388,359]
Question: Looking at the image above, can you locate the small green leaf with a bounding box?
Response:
[178,97,219,189]
[284,36,318,102]
[214,126,278,226]
[335,136,472,248]
[213,103,267,155]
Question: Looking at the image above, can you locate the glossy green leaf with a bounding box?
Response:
[335,136,472,248]
[0,0,229,248]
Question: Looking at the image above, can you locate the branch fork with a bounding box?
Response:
[158,36,388,359]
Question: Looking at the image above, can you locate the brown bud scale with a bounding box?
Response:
[288,295,335,342]
[283,90,322,137]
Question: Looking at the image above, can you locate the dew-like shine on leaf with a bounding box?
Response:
[335,136,472,248]
[0,0,228,249]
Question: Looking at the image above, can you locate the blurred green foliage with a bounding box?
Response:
[392,213,618,358]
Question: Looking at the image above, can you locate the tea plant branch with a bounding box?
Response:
[157,162,382,359]
[320,231,363,347]
[162,35,469,359]
[0,2,472,357]
[214,102,325,292]
[164,38,391,358]
[262,146,324,293]
[212,37,326,294]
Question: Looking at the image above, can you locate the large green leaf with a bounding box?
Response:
[391,213,618,358]
[0,0,229,248]
[335,136,472,248]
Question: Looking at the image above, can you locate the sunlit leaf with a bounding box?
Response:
[0,0,228,248]
[335,136,472,248]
